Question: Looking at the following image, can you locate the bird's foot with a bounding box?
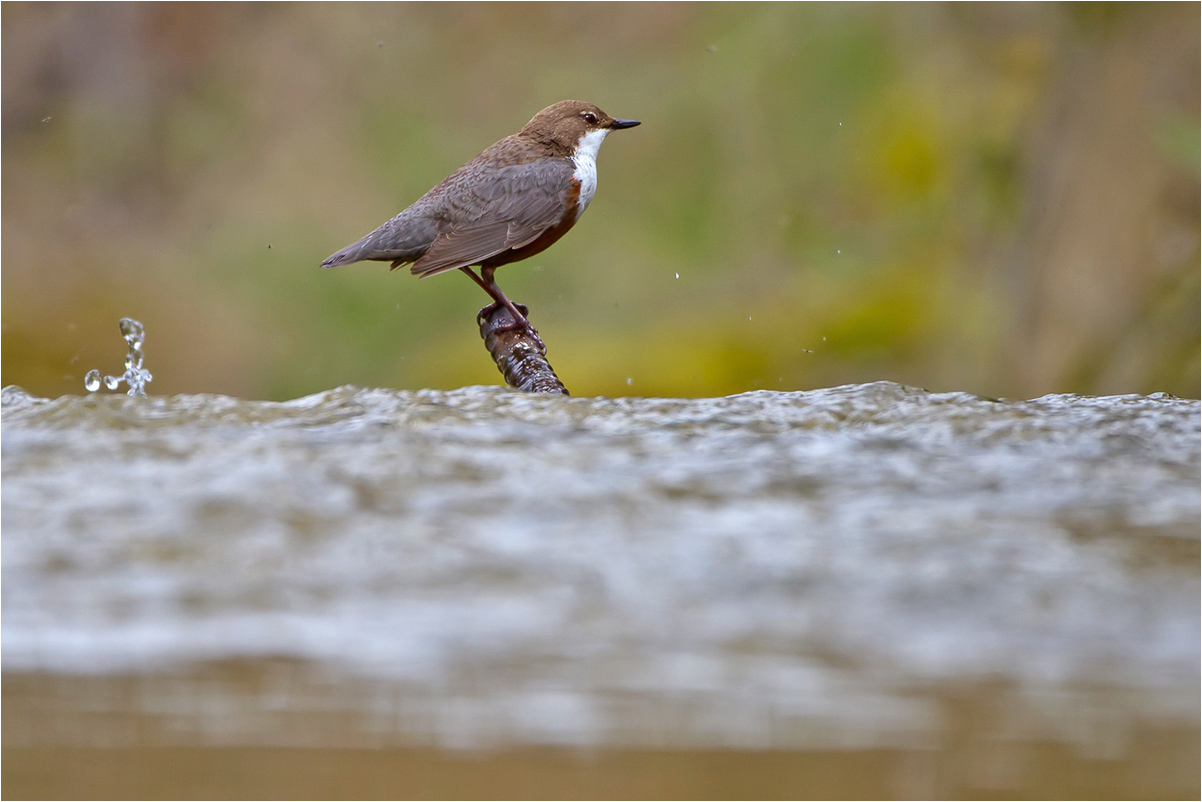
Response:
[478,302,545,352]
[477,301,527,329]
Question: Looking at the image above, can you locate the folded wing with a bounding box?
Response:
[410,160,574,278]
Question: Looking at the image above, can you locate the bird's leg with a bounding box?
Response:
[458,267,524,326]
[459,266,544,348]
[458,266,495,298]
[481,266,536,335]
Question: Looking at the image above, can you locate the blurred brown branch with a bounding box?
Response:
[1004,3,1200,396]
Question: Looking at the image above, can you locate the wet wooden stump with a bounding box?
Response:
[477,304,568,395]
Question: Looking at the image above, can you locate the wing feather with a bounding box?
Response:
[410,161,573,277]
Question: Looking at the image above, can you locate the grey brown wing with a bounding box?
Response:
[409,161,574,278]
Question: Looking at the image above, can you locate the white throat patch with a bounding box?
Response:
[571,128,610,219]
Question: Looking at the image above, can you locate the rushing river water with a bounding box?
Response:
[2,382,1198,797]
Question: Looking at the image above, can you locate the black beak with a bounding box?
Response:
[610,119,641,129]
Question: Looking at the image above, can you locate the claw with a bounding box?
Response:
[478,303,545,351]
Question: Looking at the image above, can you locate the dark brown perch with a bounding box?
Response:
[477,304,569,395]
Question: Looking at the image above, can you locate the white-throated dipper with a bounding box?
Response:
[322,100,640,336]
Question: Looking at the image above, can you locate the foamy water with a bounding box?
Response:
[2,382,1198,759]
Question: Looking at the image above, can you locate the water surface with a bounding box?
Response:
[3,382,1198,797]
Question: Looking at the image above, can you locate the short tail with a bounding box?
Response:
[321,242,366,269]
[321,222,429,270]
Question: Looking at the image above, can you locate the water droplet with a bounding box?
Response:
[626,377,633,386]
[837,250,841,254]
[675,273,679,279]
[83,318,151,396]
[119,318,144,343]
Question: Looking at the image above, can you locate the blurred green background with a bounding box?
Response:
[3,2,1198,401]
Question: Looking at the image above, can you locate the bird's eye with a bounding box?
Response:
[581,111,598,124]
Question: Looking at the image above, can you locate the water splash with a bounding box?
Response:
[84,318,152,397]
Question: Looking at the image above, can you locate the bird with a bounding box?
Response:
[321,100,640,338]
